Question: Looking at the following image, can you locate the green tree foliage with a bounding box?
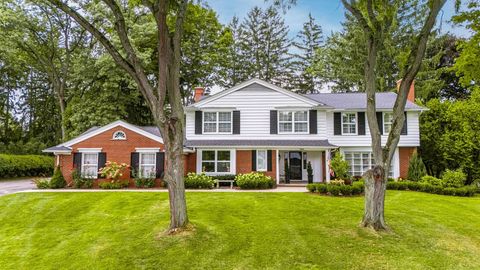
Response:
[452,1,480,91]
[330,152,350,180]
[49,166,67,189]
[407,151,427,181]
[291,13,323,93]
[420,89,480,183]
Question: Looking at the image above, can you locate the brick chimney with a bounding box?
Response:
[194,87,205,103]
[396,79,415,103]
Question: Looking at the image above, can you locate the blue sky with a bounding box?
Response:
[206,0,471,38]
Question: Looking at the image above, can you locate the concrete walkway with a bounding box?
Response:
[0,179,307,196]
[0,179,37,196]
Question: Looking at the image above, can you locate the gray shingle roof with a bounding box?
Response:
[304,92,424,110]
[136,126,161,137]
[185,140,336,148]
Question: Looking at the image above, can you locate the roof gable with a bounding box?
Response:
[59,120,163,147]
[191,78,325,108]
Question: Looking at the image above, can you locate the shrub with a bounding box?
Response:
[386,180,476,197]
[72,169,94,189]
[407,151,427,181]
[442,169,466,188]
[99,180,129,189]
[339,185,353,196]
[329,179,345,186]
[33,178,50,189]
[0,154,54,178]
[306,183,317,192]
[214,175,236,180]
[49,166,66,189]
[99,161,129,181]
[352,181,364,194]
[134,178,156,188]
[184,173,215,189]
[235,172,275,189]
[317,183,328,193]
[330,152,350,180]
[421,175,443,186]
[327,184,341,196]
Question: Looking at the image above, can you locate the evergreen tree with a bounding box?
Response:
[291,13,323,93]
[237,6,291,86]
[407,151,427,181]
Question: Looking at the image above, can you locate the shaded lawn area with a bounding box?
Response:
[0,191,479,269]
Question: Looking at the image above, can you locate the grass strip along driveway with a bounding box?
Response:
[0,191,479,269]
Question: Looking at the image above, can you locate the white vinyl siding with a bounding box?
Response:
[328,111,420,147]
[186,84,327,140]
[81,153,98,179]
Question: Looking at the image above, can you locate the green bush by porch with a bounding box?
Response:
[0,191,479,269]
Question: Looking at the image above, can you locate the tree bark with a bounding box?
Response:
[361,165,387,230]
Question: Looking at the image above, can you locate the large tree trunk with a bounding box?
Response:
[164,142,188,230]
[361,165,387,230]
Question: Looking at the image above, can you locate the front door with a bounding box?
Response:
[289,151,303,180]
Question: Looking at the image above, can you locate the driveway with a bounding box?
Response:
[0,179,36,196]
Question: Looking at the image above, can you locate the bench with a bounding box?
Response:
[215,179,235,189]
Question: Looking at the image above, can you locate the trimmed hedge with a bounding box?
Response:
[0,154,54,178]
[387,180,476,197]
[235,172,275,189]
[306,181,364,196]
[184,173,215,189]
[99,180,130,189]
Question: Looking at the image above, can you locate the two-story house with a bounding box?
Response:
[44,78,423,186]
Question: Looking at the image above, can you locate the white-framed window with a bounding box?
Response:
[139,152,156,178]
[256,150,267,171]
[81,153,98,179]
[383,112,393,134]
[201,150,231,173]
[278,111,308,133]
[342,112,357,135]
[203,111,232,134]
[112,130,127,140]
[344,151,393,177]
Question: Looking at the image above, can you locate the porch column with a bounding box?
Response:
[325,149,331,183]
[275,149,280,184]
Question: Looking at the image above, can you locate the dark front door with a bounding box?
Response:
[289,151,302,180]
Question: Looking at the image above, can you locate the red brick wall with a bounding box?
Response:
[58,125,164,187]
[399,147,416,179]
[184,152,197,175]
[236,150,276,180]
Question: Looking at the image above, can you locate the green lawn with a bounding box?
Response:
[0,191,479,269]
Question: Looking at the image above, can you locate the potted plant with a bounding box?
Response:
[307,161,313,184]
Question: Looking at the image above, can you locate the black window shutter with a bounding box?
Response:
[376,112,384,135]
[270,110,278,134]
[130,152,139,178]
[195,111,202,134]
[357,112,366,135]
[98,152,107,178]
[401,112,408,135]
[156,152,165,178]
[333,112,342,135]
[251,150,257,171]
[309,110,317,134]
[233,110,240,134]
[267,150,272,171]
[73,153,82,171]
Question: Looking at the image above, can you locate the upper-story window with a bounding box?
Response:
[342,112,357,135]
[112,130,127,140]
[203,112,232,134]
[278,111,308,133]
[383,112,393,134]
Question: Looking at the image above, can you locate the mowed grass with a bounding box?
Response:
[0,191,479,270]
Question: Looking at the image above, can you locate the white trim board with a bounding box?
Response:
[59,120,163,147]
[190,79,326,108]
